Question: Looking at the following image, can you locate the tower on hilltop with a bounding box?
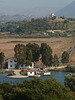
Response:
[50,13,55,18]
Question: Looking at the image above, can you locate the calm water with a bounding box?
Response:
[0,71,74,85]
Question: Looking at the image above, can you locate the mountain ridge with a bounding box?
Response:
[56,1,75,18]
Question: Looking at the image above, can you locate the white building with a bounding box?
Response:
[43,72,51,76]
[8,57,34,69]
[50,13,56,18]
[28,62,34,69]
[8,57,17,69]
[27,70,36,76]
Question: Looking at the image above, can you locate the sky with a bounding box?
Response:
[0,0,74,15]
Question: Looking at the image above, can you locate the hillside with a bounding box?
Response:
[69,48,75,64]
[56,1,75,18]
[0,15,30,22]
[0,37,74,61]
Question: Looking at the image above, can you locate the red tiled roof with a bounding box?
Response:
[27,70,36,72]
[40,66,45,69]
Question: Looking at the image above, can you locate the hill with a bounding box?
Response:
[0,8,55,22]
[69,48,75,64]
[0,37,74,61]
[0,15,30,22]
[56,1,75,18]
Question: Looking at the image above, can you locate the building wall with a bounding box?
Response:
[8,58,17,69]
[28,62,34,69]
[8,58,34,69]
[27,72,35,76]
[44,72,51,76]
[19,64,26,69]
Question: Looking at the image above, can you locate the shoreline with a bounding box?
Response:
[7,75,28,78]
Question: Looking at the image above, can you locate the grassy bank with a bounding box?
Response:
[50,65,75,72]
[0,70,13,74]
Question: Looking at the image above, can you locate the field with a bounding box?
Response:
[0,37,75,63]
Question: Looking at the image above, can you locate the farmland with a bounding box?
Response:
[0,37,75,63]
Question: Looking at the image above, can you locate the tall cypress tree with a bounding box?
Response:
[61,51,69,63]
[53,54,59,67]
[40,43,52,66]
[0,52,5,70]
[14,44,26,65]
[26,43,40,62]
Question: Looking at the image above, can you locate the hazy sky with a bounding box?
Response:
[0,0,74,15]
[0,0,74,9]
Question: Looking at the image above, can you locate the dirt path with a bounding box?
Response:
[7,70,28,78]
[14,70,21,76]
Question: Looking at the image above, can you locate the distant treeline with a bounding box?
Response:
[0,18,69,33]
[0,17,75,37]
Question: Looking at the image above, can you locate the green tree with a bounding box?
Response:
[53,54,59,66]
[26,49,33,66]
[64,74,75,92]
[0,95,3,100]
[26,49,33,61]
[40,43,52,66]
[3,78,74,100]
[26,43,40,62]
[52,16,56,20]
[14,44,26,66]
[66,64,75,72]
[0,52,5,70]
[61,51,69,63]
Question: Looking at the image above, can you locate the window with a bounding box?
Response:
[10,61,12,63]
[30,72,32,74]
[10,65,12,67]
[21,65,23,67]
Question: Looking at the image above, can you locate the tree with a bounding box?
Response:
[0,52,5,70]
[2,78,74,100]
[14,44,26,66]
[64,74,75,92]
[53,54,59,66]
[26,43,40,62]
[26,49,33,66]
[40,43,52,66]
[26,49,33,61]
[52,16,56,20]
[61,51,69,63]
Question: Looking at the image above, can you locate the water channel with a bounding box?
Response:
[0,71,74,85]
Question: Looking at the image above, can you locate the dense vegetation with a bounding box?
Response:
[65,74,75,92]
[40,43,53,66]
[0,78,75,100]
[66,65,75,73]
[0,17,75,37]
[0,42,70,68]
[14,43,69,67]
[0,52,5,70]
[61,51,69,63]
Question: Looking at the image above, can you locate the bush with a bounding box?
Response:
[66,65,75,72]
[20,70,27,75]
[64,74,75,92]
[0,95,3,100]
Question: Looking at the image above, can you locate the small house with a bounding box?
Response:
[8,57,17,69]
[27,70,36,76]
[8,57,34,69]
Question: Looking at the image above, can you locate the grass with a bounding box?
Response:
[50,68,66,72]
[0,70,13,73]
